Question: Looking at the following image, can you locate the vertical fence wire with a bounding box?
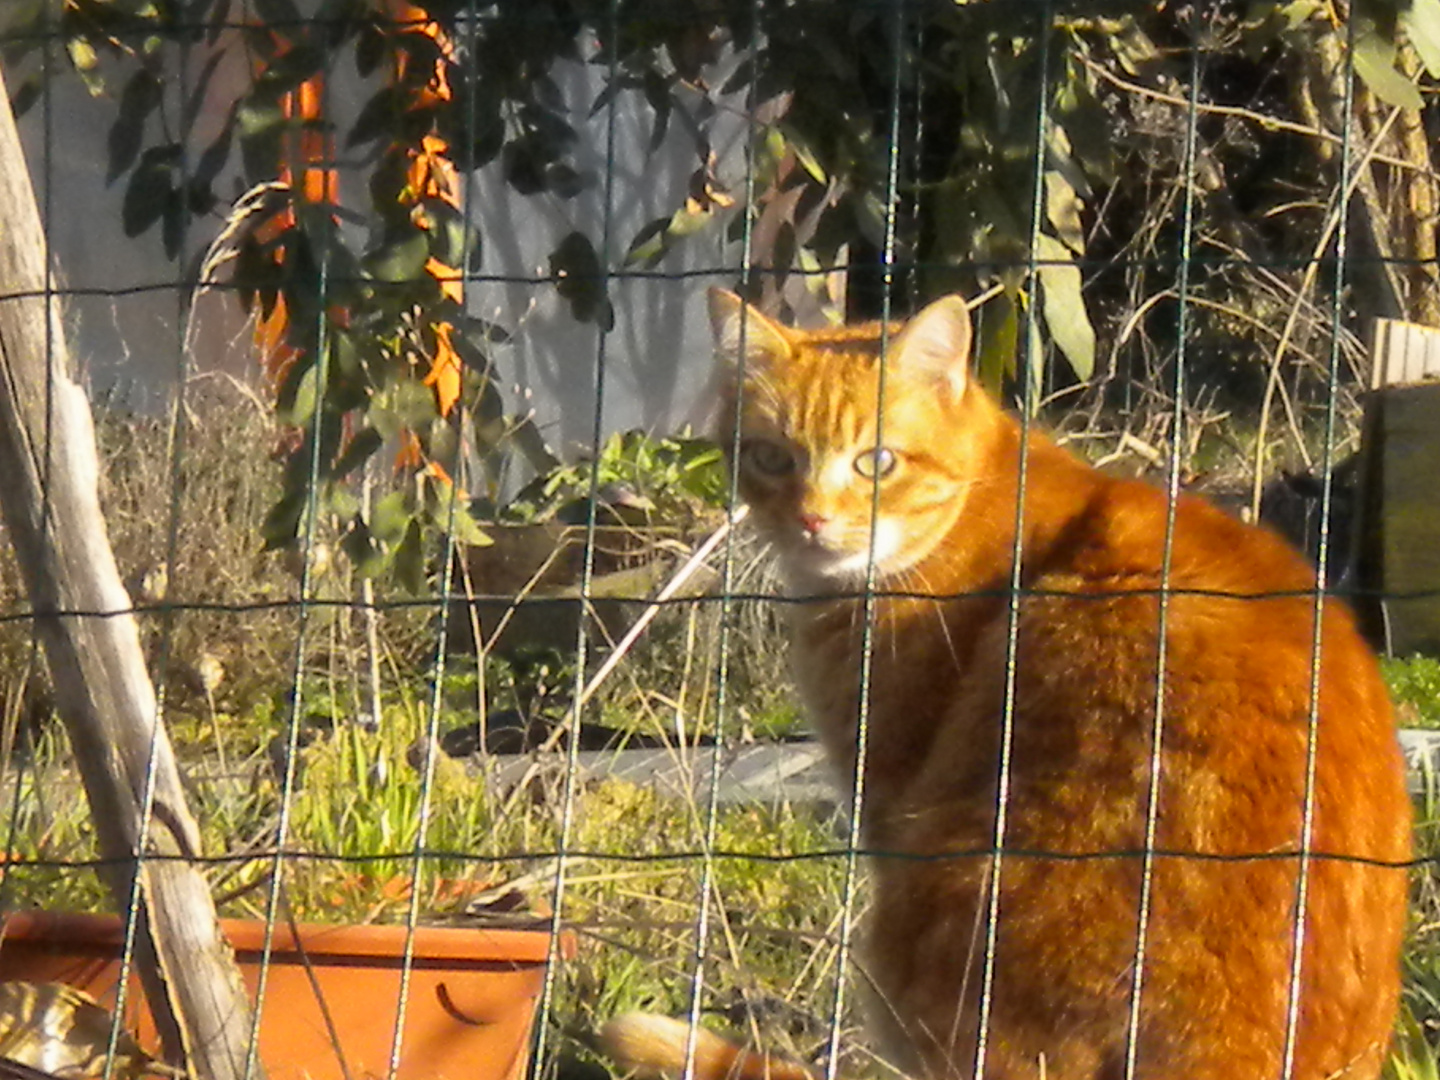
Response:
[973,4,1053,1074]
[1120,23,1203,1080]
[1280,14,1360,1080]
[107,15,210,1076]
[384,0,491,1074]
[680,0,767,1073]
[824,2,913,1077]
[247,65,338,1080]
[532,3,625,1073]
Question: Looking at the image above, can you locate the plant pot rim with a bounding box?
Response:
[1,910,572,964]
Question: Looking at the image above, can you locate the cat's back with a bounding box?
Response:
[1010,470,1405,850]
[880,468,1411,1080]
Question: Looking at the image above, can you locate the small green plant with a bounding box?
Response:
[500,429,727,524]
[1383,656,1440,729]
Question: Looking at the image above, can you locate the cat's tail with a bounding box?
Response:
[598,1012,817,1080]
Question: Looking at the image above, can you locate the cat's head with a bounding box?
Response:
[711,288,991,588]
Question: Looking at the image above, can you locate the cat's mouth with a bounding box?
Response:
[780,522,902,585]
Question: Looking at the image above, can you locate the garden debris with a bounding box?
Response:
[0,981,182,1080]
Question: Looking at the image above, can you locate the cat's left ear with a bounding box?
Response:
[888,295,973,397]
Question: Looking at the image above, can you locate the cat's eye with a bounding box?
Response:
[854,447,897,480]
[740,438,797,478]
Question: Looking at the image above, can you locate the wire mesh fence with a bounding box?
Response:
[0,2,1435,1080]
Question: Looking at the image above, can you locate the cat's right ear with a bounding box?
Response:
[708,288,792,370]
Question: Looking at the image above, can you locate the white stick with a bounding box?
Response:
[574,504,750,713]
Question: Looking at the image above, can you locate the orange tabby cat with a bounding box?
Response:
[602,290,1411,1080]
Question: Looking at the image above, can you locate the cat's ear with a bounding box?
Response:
[889,295,973,396]
[708,288,792,370]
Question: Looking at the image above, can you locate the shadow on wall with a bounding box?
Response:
[467,40,749,463]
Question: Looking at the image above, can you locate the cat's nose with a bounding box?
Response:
[798,511,827,539]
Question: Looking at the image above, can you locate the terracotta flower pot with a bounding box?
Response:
[0,911,571,1080]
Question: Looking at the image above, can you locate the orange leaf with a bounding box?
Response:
[429,147,458,204]
[426,257,463,304]
[393,2,457,60]
[429,59,454,104]
[394,429,424,472]
[423,321,463,417]
[405,134,459,206]
[256,293,301,390]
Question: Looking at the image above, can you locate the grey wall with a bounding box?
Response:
[16,34,748,470]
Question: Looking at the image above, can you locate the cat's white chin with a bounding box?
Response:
[781,522,905,593]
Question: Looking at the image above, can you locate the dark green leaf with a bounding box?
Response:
[341,516,385,578]
[383,379,443,430]
[232,234,282,314]
[332,426,384,481]
[642,69,672,153]
[238,97,286,183]
[546,162,588,198]
[364,230,429,282]
[502,137,548,196]
[395,518,426,593]
[445,506,491,547]
[328,484,360,520]
[463,107,505,171]
[252,0,301,27]
[624,217,671,268]
[237,96,286,138]
[355,21,386,77]
[587,75,629,119]
[277,360,320,427]
[371,491,410,543]
[976,289,1019,394]
[423,469,491,547]
[438,215,469,271]
[550,230,611,329]
[262,488,307,549]
[261,44,327,96]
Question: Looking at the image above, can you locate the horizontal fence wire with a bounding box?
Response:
[0,4,1434,1080]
